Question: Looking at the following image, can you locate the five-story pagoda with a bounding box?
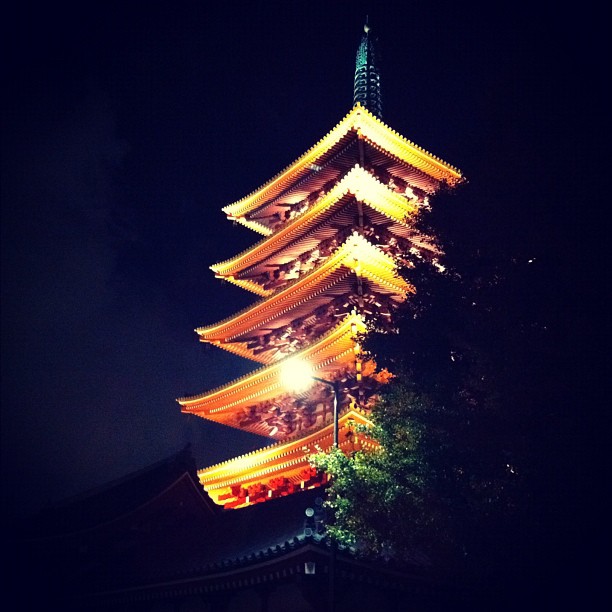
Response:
[178,23,463,510]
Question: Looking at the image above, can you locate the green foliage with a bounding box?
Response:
[312,381,521,573]
[311,389,435,560]
[310,177,583,603]
[310,185,551,580]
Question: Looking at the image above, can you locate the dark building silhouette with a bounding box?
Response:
[11,445,470,611]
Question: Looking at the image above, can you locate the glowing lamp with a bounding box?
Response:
[279,358,340,447]
[280,358,316,394]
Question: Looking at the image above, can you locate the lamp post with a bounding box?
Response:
[279,359,339,612]
[313,376,340,448]
[310,375,339,612]
[279,360,340,448]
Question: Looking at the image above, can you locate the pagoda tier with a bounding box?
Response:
[222,104,462,236]
[197,410,376,509]
[179,313,392,440]
[196,232,412,364]
[211,165,437,297]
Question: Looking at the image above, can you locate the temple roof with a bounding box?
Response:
[211,165,425,294]
[222,104,463,235]
[198,410,374,509]
[14,448,444,609]
[178,313,366,430]
[195,233,411,362]
[19,445,216,538]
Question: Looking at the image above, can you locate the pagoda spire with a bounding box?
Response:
[353,18,383,118]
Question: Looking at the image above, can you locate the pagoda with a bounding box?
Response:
[178,23,463,510]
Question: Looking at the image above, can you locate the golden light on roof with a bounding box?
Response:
[198,410,375,507]
[196,233,409,345]
[222,104,463,225]
[178,313,367,417]
[210,165,420,282]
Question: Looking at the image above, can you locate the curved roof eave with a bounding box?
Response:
[211,165,419,278]
[222,104,463,221]
[177,313,367,412]
[196,233,408,342]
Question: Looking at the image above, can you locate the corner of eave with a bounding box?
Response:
[221,107,359,218]
[353,104,464,182]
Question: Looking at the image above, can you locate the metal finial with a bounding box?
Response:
[353,19,383,118]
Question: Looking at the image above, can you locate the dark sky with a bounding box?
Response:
[1,2,602,516]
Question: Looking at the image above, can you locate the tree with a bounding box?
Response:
[312,387,438,563]
[312,377,523,584]
[311,181,581,604]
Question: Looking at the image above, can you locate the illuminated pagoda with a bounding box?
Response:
[178,23,463,510]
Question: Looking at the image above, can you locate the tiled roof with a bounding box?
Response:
[20,445,216,538]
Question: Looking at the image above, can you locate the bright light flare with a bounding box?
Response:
[280,358,316,393]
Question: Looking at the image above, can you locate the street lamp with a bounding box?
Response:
[279,357,339,612]
[279,358,340,447]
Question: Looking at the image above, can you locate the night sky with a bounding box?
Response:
[1,2,602,518]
